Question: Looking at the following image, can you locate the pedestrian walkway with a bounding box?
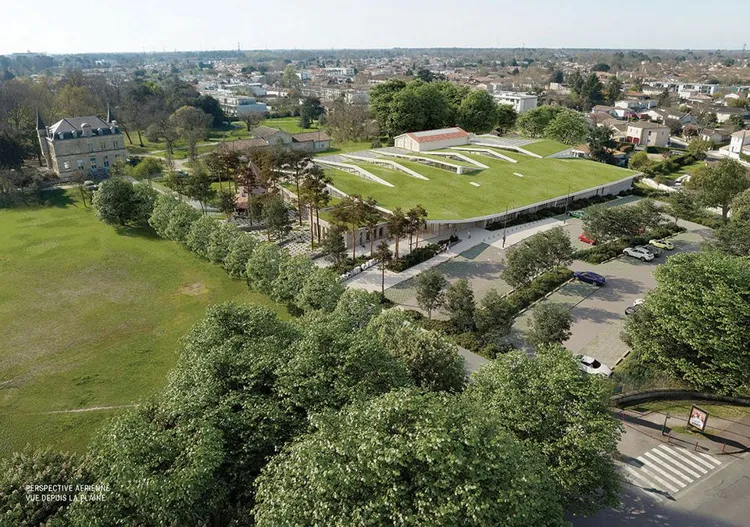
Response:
[620,444,723,502]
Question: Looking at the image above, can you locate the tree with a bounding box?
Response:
[444,278,476,332]
[295,267,345,313]
[587,125,615,163]
[275,322,412,415]
[169,106,211,161]
[729,114,745,130]
[298,96,324,126]
[457,89,499,133]
[549,70,564,84]
[543,109,590,145]
[282,64,302,90]
[416,269,447,319]
[603,77,623,105]
[321,224,347,265]
[0,449,93,526]
[325,97,377,143]
[583,199,664,243]
[253,390,565,527]
[466,345,622,515]
[183,163,216,213]
[270,254,314,309]
[686,138,712,160]
[164,201,201,243]
[223,232,258,279]
[132,157,164,183]
[217,188,236,216]
[148,194,179,237]
[331,289,383,330]
[206,221,240,264]
[628,150,652,171]
[330,195,365,261]
[55,83,101,119]
[0,134,26,169]
[592,63,611,72]
[191,94,226,127]
[387,207,409,259]
[516,105,564,138]
[667,189,702,224]
[527,303,573,348]
[298,164,331,244]
[185,214,218,258]
[474,288,514,343]
[374,240,393,300]
[708,219,750,256]
[495,104,518,134]
[688,158,750,220]
[362,197,381,255]
[625,252,750,394]
[369,79,407,137]
[246,242,288,294]
[92,178,157,227]
[502,227,573,287]
[261,195,292,241]
[730,188,750,222]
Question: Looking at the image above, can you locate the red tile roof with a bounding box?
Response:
[406,127,469,143]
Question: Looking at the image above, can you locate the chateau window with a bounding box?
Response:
[88,143,94,152]
[104,156,110,168]
[101,141,107,150]
[112,140,118,149]
[63,161,70,171]
[90,157,97,169]
[77,160,84,171]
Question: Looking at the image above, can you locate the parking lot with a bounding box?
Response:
[522,215,712,369]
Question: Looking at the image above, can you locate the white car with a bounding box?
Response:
[623,246,654,261]
[577,355,612,377]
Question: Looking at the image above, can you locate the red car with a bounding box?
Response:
[578,232,596,245]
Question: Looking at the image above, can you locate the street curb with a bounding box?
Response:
[612,389,750,408]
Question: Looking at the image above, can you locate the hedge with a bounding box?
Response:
[485,194,622,231]
[506,267,573,313]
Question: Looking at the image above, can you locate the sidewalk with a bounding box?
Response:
[617,405,750,455]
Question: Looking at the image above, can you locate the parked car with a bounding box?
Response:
[649,239,674,250]
[573,271,606,286]
[623,246,654,261]
[642,244,662,257]
[625,298,645,316]
[577,355,612,377]
[578,232,596,245]
[569,210,586,219]
[82,180,98,191]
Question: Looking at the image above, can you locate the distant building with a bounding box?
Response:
[249,126,330,153]
[715,106,749,124]
[615,99,658,112]
[725,130,750,160]
[37,108,127,177]
[216,93,268,117]
[394,127,470,152]
[625,122,670,147]
[493,92,538,114]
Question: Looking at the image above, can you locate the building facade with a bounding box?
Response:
[493,92,538,113]
[394,127,470,152]
[37,110,128,177]
[626,122,670,147]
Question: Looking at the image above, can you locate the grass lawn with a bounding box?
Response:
[260,117,319,134]
[324,152,634,220]
[0,191,285,457]
[316,141,372,157]
[522,139,571,157]
[636,400,750,422]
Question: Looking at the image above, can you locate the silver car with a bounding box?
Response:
[623,246,654,261]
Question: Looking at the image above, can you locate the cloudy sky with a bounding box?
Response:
[2,0,748,55]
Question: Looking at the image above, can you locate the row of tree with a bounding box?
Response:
[2,299,621,525]
[516,105,591,145]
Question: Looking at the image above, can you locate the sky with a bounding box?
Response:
[2,0,749,55]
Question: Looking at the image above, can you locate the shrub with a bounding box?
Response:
[387,244,442,272]
[185,215,219,258]
[206,222,241,264]
[164,202,201,243]
[506,268,573,313]
[223,232,258,279]
[149,195,180,237]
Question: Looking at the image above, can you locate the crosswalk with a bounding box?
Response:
[621,443,723,500]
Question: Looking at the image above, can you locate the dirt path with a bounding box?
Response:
[41,404,137,414]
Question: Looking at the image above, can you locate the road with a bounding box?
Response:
[573,423,749,527]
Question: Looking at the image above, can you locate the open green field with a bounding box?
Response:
[260,117,319,134]
[325,152,634,220]
[521,139,571,157]
[0,191,285,456]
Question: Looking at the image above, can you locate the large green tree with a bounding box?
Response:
[457,89,499,133]
[625,252,750,394]
[516,105,564,138]
[527,303,573,348]
[416,268,447,318]
[444,278,476,332]
[253,390,566,527]
[92,178,157,227]
[465,345,622,515]
[543,109,590,145]
[688,158,749,220]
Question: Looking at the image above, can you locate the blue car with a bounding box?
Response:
[574,271,606,286]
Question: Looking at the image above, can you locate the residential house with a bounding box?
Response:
[625,122,670,147]
[644,108,698,126]
[216,93,268,117]
[36,109,127,178]
[724,130,750,160]
[699,128,733,143]
[615,99,658,112]
[249,126,330,153]
[716,106,749,124]
[394,127,470,152]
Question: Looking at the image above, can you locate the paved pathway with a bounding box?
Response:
[346,217,567,293]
